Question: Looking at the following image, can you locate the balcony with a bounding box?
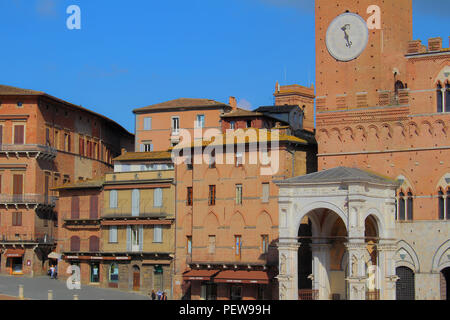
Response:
[63,210,101,227]
[0,144,57,160]
[0,232,55,245]
[298,289,319,300]
[0,194,57,209]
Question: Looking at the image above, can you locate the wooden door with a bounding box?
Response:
[132,267,140,291]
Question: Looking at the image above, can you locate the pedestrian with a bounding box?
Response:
[162,292,167,300]
[151,290,156,300]
[50,265,55,279]
[54,265,58,279]
[157,289,162,300]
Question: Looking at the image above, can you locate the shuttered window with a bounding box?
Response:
[90,195,99,219]
[71,196,80,219]
[208,235,216,254]
[153,225,163,243]
[154,188,162,208]
[208,185,216,206]
[187,187,193,206]
[110,190,118,208]
[13,174,23,196]
[89,236,100,252]
[132,189,140,216]
[13,125,24,145]
[109,226,118,243]
[143,117,152,130]
[262,183,270,203]
[0,125,3,145]
[79,137,84,156]
[235,184,242,205]
[407,192,413,220]
[12,212,22,226]
[70,236,80,252]
[439,190,445,220]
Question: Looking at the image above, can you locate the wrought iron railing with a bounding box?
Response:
[0,194,57,205]
[298,289,319,300]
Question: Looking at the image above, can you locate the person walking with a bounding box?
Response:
[161,292,167,300]
[157,289,162,300]
[150,290,156,300]
[54,265,58,280]
[50,265,55,279]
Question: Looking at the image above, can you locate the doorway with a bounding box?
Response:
[132,266,140,291]
[396,266,415,300]
[441,267,450,300]
[90,263,100,283]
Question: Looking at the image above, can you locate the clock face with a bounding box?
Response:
[326,13,369,62]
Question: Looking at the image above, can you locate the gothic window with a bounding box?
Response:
[438,189,445,220]
[407,192,413,221]
[398,191,406,221]
[446,83,450,113]
[437,83,444,113]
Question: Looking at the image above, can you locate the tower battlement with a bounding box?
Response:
[407,37,450,55]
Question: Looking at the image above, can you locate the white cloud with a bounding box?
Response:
[237,98,253,111]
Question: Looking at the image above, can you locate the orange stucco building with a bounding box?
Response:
[133,98,232,152]
[0,85,133,277]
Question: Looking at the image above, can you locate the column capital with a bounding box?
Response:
[345,241,366,251]
[277,239,301,250]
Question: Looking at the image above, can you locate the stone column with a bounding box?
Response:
[377,242,398,300]
[276,239,300,300]
[311,242,332,300]
[345,242,368,300]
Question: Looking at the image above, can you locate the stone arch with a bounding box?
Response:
[293,201,348,239]
[367,124,379,138]
[361,208,387,239]
[330,127,342,141]
[355,125,367,141]
[433,120,447,137]
[420,120,433,137]
[343,127,354,141]
[407,121,420,137]
[396,174,415,195]
[395,240,420,272]
[380,123,392,139]
[436,173,450,191]
[256,210,273,228]
[230,211,246,228]
[432,240,450,272]
[204,211,220,227]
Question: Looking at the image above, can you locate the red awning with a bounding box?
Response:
[5,249,25,258]
[213,270,270,284]
[183,269,220,281]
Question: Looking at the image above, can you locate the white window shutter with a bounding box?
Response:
[140,144,144,152]
[154,188,162,207]
[132,189,140,216]
[139,225,144,251]
[154,225,162,242]
[110,190,118,208]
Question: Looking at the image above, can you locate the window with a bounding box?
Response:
[261,235,269,254]
[132,189,140,216]
[407,192,413,220]
[90,195,99,219]
[46,128,51,146]
[235,153,243,167]
[13,125,24,145]
[55,130,59,149]
[71,196,80,219]
[398,192,406,221]
[109,263,119,283]
[235,235,242,257]
[209,150,216,168]
[89,236,100,252]
[196,115,205,128]
[109,190,118,208]
[208,235,216,254]
[109,226,118,243]
[70,236,80,252]
[187,187,193,206]
[0,124,3,145]
[154,188,163,208]
[172,116,180,134]
[437,84,444,113]
[235,184,242,205]
[12,212,22,226]
[90,263,100,283]
[128,225,143,252]
[153,225,163,243]
[208,185,216,206]
[142,142,153,152]
[447,189,450,220]
[262,183,270,203]
[230,121,235,129]
[187,236,192,254]
[438,189,450,220]
[64,133,70,152]
[79,136,85,156]
[187,157,193,170]
[17,102,23,108]
[143,117,152,130]
[446,83,450,112]
[246,120,252,128]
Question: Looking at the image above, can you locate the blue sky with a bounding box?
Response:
[0,0,448,132]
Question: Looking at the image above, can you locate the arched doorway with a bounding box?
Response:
[365,215,379,300]
[396,266,415,300]
[297,216,312,298]
[132,265,140,291]
[441,267,450,300]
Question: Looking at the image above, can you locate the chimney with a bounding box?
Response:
[121,148,126,155]
[229,96,237,111]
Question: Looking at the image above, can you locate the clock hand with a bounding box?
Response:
[341,25,352,48]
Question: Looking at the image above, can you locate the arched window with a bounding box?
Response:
[398,192,406,221]
[446,83,450,113]
[70,236,80,252]
[109,263,119,283]
[438,189,445,220]
[407,192,413,221]
[447,189,450,220]
[437,83,444,113]
[89,236,100,252]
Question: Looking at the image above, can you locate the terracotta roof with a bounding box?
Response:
[0,84,133,137]
[133,98,230,113]
[254,105,301,113]
[171,128,308,150]
[52,177,105,190]
[221,108,263,118]
[113,151,172,162]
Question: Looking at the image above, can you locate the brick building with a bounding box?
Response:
[173,104,317,299]
[0,85,133,277]
[277,0,450,300]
